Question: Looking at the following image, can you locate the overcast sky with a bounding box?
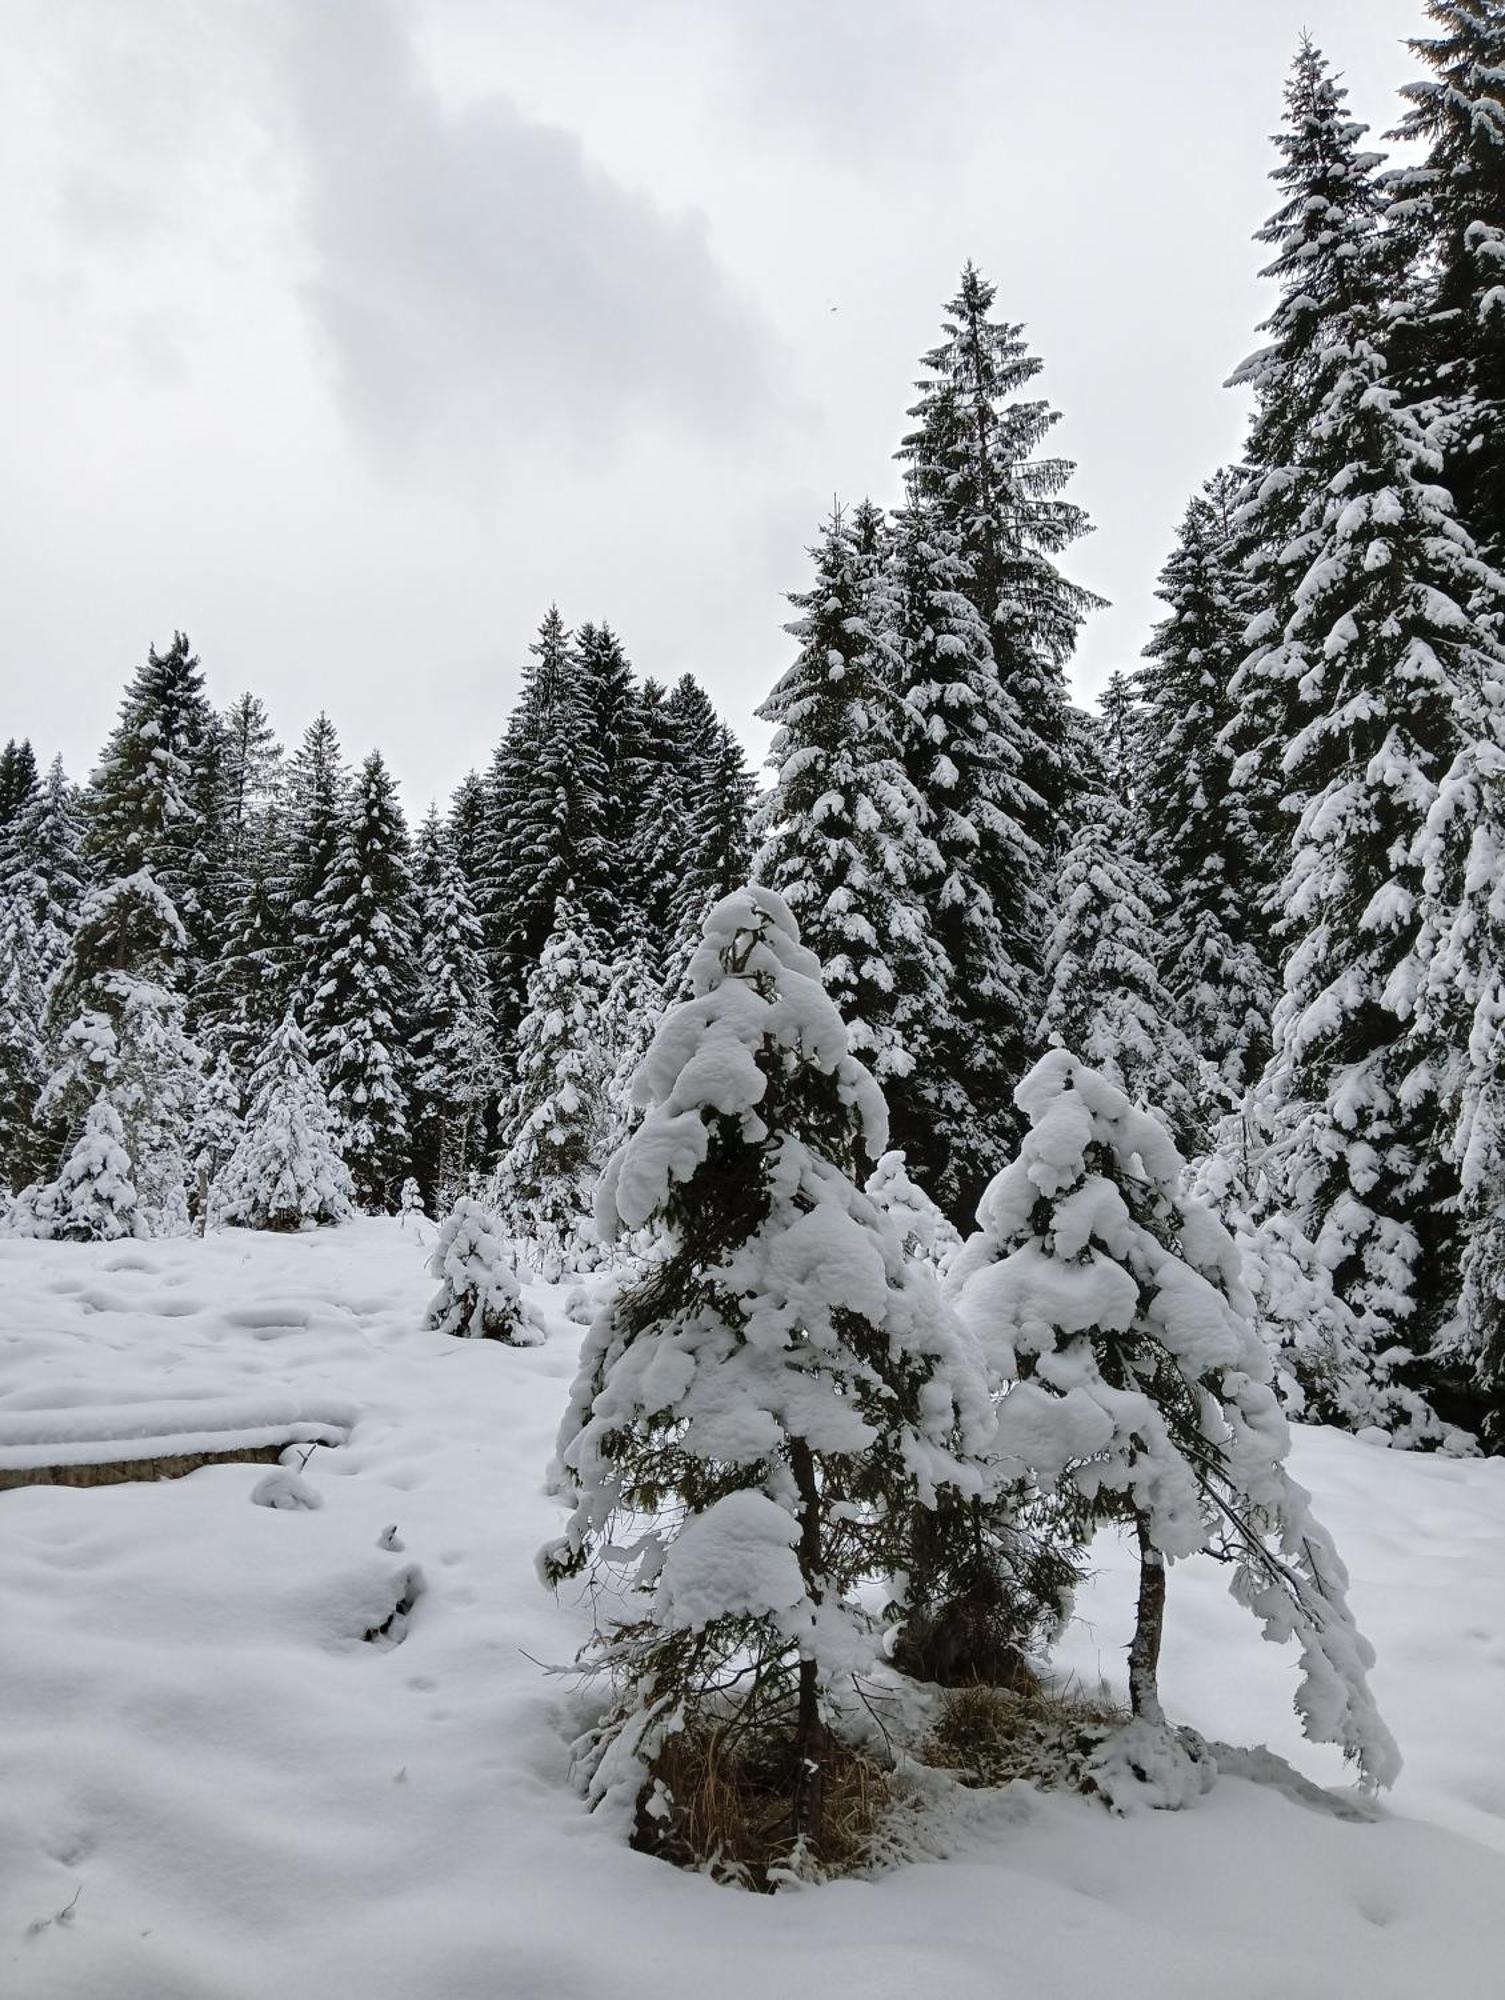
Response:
[1,0,1426,813]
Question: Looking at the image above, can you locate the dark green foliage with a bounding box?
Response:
[1136,474,1274,1098]
[897,262,1102,855]
[304,751,418,1211]
[756,510,947,1101]
[0,740,39,829]
[85,632,219,952]
[1392,1,1505,560]
[478,608,614,1043]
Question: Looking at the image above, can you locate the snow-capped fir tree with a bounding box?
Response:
[622,677,692,974]
[447,770,488,888]
[575,621,639,853]
[1039,799,1209,1152]
[409,809,499,1207]
[1,755,87,989]
[425,1197,537,1343]
[303,750,417,1211]
[1391,1,1505,561]
[639,674,739,984]
[1191,1116,1463,1448]
[187,1048,242,1228]
[1224,41,1390,894]
[46,1094,139,1243]
[597,943,665,1161]
[662,720,757,989]
[1250,263,1505,1365]
[1136,474,1275,1098]
[218,692,284,872]
[478,609,615,1042]
[36,871,202,1235]
[949,1049,1400,1796]
[217,1011,354,1231]
[541,887,996,1855]
[85,632,221,969]
[493,892,613,1270]
[0,896,47,1191]
[1408,730,1505,1415]
[897,263,1102,855]
[756,509,950,1159]
[0,738,38,829]
[883,497,1045,1209]
[205,851,290,1075]
[282,712,350,1013]
[1095,671,1141,806]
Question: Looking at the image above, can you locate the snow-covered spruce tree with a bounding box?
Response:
[2,754,88,990]
[478,609,615,1044]
[620,676,693,973]
[663,721,758,990]
[541,886,995,1859]
[47,1094,140,1243]
[425,1197,537,1344]
[1039,799,1209,1153]
[576,621,640,868]
[1095,670,1142,807]
[282,711,350,1014]
[1251,285,1505,1366]
[598,943,665,1162]
[304,750,417,1211]
[218,692,284,874]
[883,498,1045,1209]
[756,509,950,1168]
[1408,731,1505,1418]
[205,850,291,1077]
[949,1050,1400,1798]
[1224,40,1390,895]
[494,893,613,1270]
[1391,1,1505,562]
[1192,1113,1463,1449]
[0,895,47,1191]
[447,769,488,889]
[37,871,202,1236]
[410,810,500,1208]
[216,1011,353,1231]
[187,1048,242,1228]
[85,632,221,971]
[897,262,1103,856]
[1136,474,1275,1099]
[0,738,39,830]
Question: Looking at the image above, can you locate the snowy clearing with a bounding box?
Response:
[2,1218,1503,1999]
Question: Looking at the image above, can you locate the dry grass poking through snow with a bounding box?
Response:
[634,1670,1130,1890]
[638,1721,892,1890]
[920,1675,1128,1794]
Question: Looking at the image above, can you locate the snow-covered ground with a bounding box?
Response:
[2,1219,1502,1999]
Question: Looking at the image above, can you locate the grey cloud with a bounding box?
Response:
[269,0,780,466]
[710,0,992,160]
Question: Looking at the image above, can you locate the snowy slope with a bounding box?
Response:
[1,1219,1502,1999]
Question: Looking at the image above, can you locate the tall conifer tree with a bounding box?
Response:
[756,511,948,1122]
[1392,1,1505,562]
[898,263,1101,854]
[304,751,418,1210]
[1137,474,1275,1098]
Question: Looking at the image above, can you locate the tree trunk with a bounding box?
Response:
[1129,1511,1166,1725]
[788,1439,825,1840]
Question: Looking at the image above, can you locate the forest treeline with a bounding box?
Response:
[4,10,1505,1465]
